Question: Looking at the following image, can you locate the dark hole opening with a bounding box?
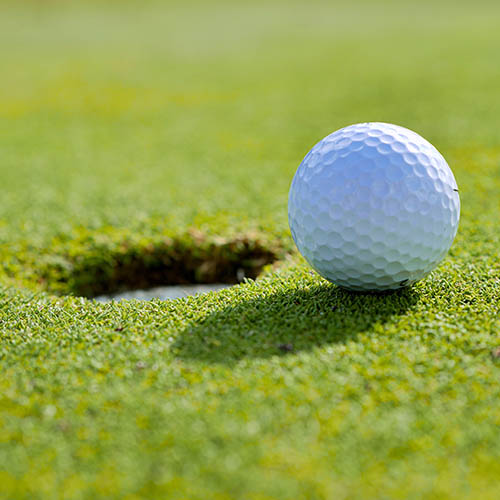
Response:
[38,234,288,299]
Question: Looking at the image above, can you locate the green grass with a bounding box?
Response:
[2,1,500,498]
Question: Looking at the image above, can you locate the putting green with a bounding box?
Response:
[2,1,500,498]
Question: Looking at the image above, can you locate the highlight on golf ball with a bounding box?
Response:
[288,122,460,291]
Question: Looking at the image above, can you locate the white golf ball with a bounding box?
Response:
[288,122,460,291]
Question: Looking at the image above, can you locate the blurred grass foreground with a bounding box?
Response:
[2,1,500,499]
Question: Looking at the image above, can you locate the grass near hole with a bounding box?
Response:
[2,1,500,498]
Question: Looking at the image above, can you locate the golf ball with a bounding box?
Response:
[288,122,460,291]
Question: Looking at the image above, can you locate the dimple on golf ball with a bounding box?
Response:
[288,122,460,291]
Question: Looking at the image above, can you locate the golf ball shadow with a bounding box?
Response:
[172,281,421,363]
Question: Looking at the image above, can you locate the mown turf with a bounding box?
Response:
[2,1,500,498]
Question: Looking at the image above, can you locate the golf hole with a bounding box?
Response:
[40,232,287,300]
